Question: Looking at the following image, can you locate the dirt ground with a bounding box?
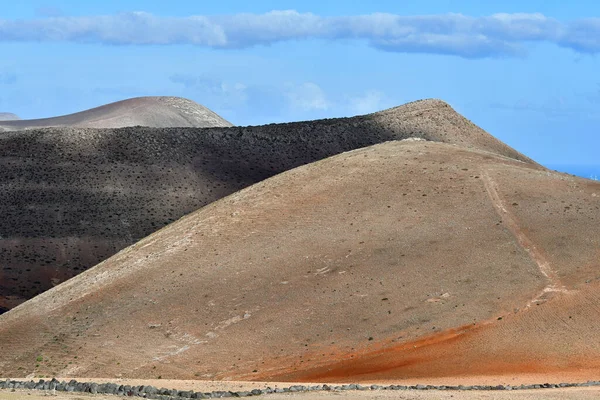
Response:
[3,387,600,400]
[1,141,599,382]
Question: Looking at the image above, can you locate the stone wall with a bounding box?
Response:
[1,378,598,398]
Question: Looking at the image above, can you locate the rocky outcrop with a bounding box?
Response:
[1,378,599,398]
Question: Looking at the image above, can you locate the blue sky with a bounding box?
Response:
[1,1,599,173]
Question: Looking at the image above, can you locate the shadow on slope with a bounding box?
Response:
[0,99,536,310]
[1,140,596,383]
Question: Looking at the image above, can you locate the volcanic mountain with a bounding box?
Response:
[0,97,232,131]
[0,99,534,311]
[0,113,19,121]
[0,138,598,383]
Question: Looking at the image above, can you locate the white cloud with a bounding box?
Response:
[559,18,600,52]
[0,10,600,58]
[284,82,330,111]
[348,90,386,115]
[170,75,396,119]
[1,11,599,58]
[169,74,248,110]
[0,12,227,46]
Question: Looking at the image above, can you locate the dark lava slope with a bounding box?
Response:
[0,99,535,311]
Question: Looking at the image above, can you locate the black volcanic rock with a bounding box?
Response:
[0,99,535,309]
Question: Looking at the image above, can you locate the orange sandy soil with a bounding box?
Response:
[260,279,600,383]
[1,141,599,384]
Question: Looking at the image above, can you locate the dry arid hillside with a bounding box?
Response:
[0,113,19,121]
[0,98,534,311]
[0,140,597,383]
[0,97,232,131]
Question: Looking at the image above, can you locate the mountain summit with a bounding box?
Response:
[0,112,19,121]
[0,96,232,130]
[1,139,597,383]
[0,98,533,311]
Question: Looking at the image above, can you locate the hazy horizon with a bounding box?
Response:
[548,164,600,180]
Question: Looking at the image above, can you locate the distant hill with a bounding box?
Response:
[0,98,535,311]
[0,97,232,130]
[0,113,19,121]
[1,140,598,383]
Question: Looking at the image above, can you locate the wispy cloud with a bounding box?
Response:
[170,74,247,98]
[170,74,331,115]
[169,74,249,111]
[348,90,387,115]
[0,12,227,46]
[284,82,330,111]
[1,11,600,58]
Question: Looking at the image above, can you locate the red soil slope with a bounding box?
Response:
[0,140,598,383]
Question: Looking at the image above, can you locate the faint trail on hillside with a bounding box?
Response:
[482,171,566,306]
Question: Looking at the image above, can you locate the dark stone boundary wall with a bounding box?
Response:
[1,378,600,398]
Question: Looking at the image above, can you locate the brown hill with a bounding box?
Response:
[0,97,232,131]
[0,113,19,121]
[0,99,534,311]
[0,140,597,383]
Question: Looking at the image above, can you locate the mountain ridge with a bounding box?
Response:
[0,98,536,310]
[0,112,19,121]
[0,96,232,131]
[1,140,597,383]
